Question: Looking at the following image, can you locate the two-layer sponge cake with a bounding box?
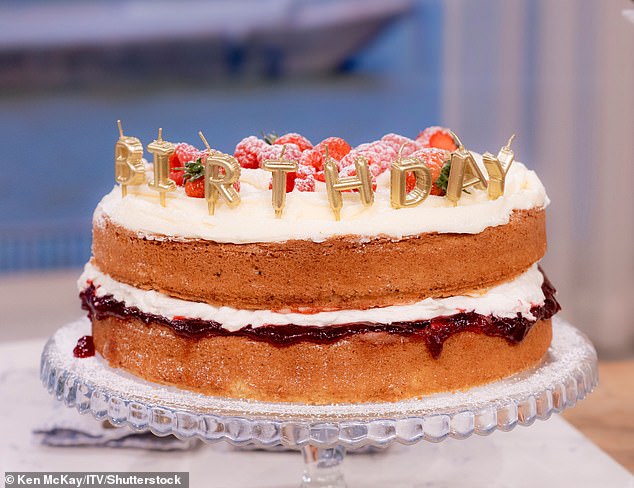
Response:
[77,127,560,404]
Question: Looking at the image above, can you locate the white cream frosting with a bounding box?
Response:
[79,262,546,331]
[94,155,549,244]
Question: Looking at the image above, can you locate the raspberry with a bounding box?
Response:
[338,163,377,191]
[259,143,302,165]
[338,150,356,169]
[198,148,212,160]
[267,172,297,193]
[273,133,313,152]
[173,143,201,167]
[315,137,351,161]
[234,136,267,169]
[168,152,181,171]
[285,173,297,192]
[368,164,383,177]
[408,147,450,195]
[340,141,397,177]
[380,133,421,157]
[169,170,184,186]
[294,174,316,192]
[300,149,324,172]
[294,162,316,192]
[359,140,398,163]
[262,144,303,193]
[297,163,316,177]
[416,126,458,152]
[405,172,416,193]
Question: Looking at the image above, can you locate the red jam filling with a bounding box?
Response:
[79,270,560,359]
[73,334,95,358]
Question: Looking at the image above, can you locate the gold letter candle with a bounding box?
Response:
[147,128,176,207]
[262,146,298,218]
[482,134,515,199]
[199,131,241,215]
[325,155,374,221]
[390,150,432,209]
[114,120,145,197]
[446,132,488,206]
[204,154,241,215]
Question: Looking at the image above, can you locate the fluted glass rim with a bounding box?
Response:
[40,317,597,448]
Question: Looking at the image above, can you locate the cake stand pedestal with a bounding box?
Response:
[40,317,597,488]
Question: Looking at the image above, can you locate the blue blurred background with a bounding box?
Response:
[0,0,437,271]
[0,0,633,356]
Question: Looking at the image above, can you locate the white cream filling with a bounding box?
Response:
[95,156,549,244]
[79,262,545,331]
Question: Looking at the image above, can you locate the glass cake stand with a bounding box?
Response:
[40,317,597,488]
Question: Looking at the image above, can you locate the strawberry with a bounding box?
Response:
[234,136,267,169]
[185,178,205,198]
[181,158,205,198]
[169,143,202,186]
[315,137,351,161]
[273,133,313,152]
[381,133,421,157]
[416,126,458,152]
[179,152,241,197]
[407,147,450,195]
[298,138,351,180]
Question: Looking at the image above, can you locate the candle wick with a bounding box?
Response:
[449,130,464,150]
[198,131,212,151]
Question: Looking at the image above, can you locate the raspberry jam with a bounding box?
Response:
[73,335,95,358]
[80,271,560,359]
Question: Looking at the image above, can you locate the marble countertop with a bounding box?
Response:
[0,336,632,488]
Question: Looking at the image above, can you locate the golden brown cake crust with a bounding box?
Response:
[92,208,547,310]
[91,316,552,404]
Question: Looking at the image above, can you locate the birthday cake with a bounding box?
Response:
[76,125,560,404]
